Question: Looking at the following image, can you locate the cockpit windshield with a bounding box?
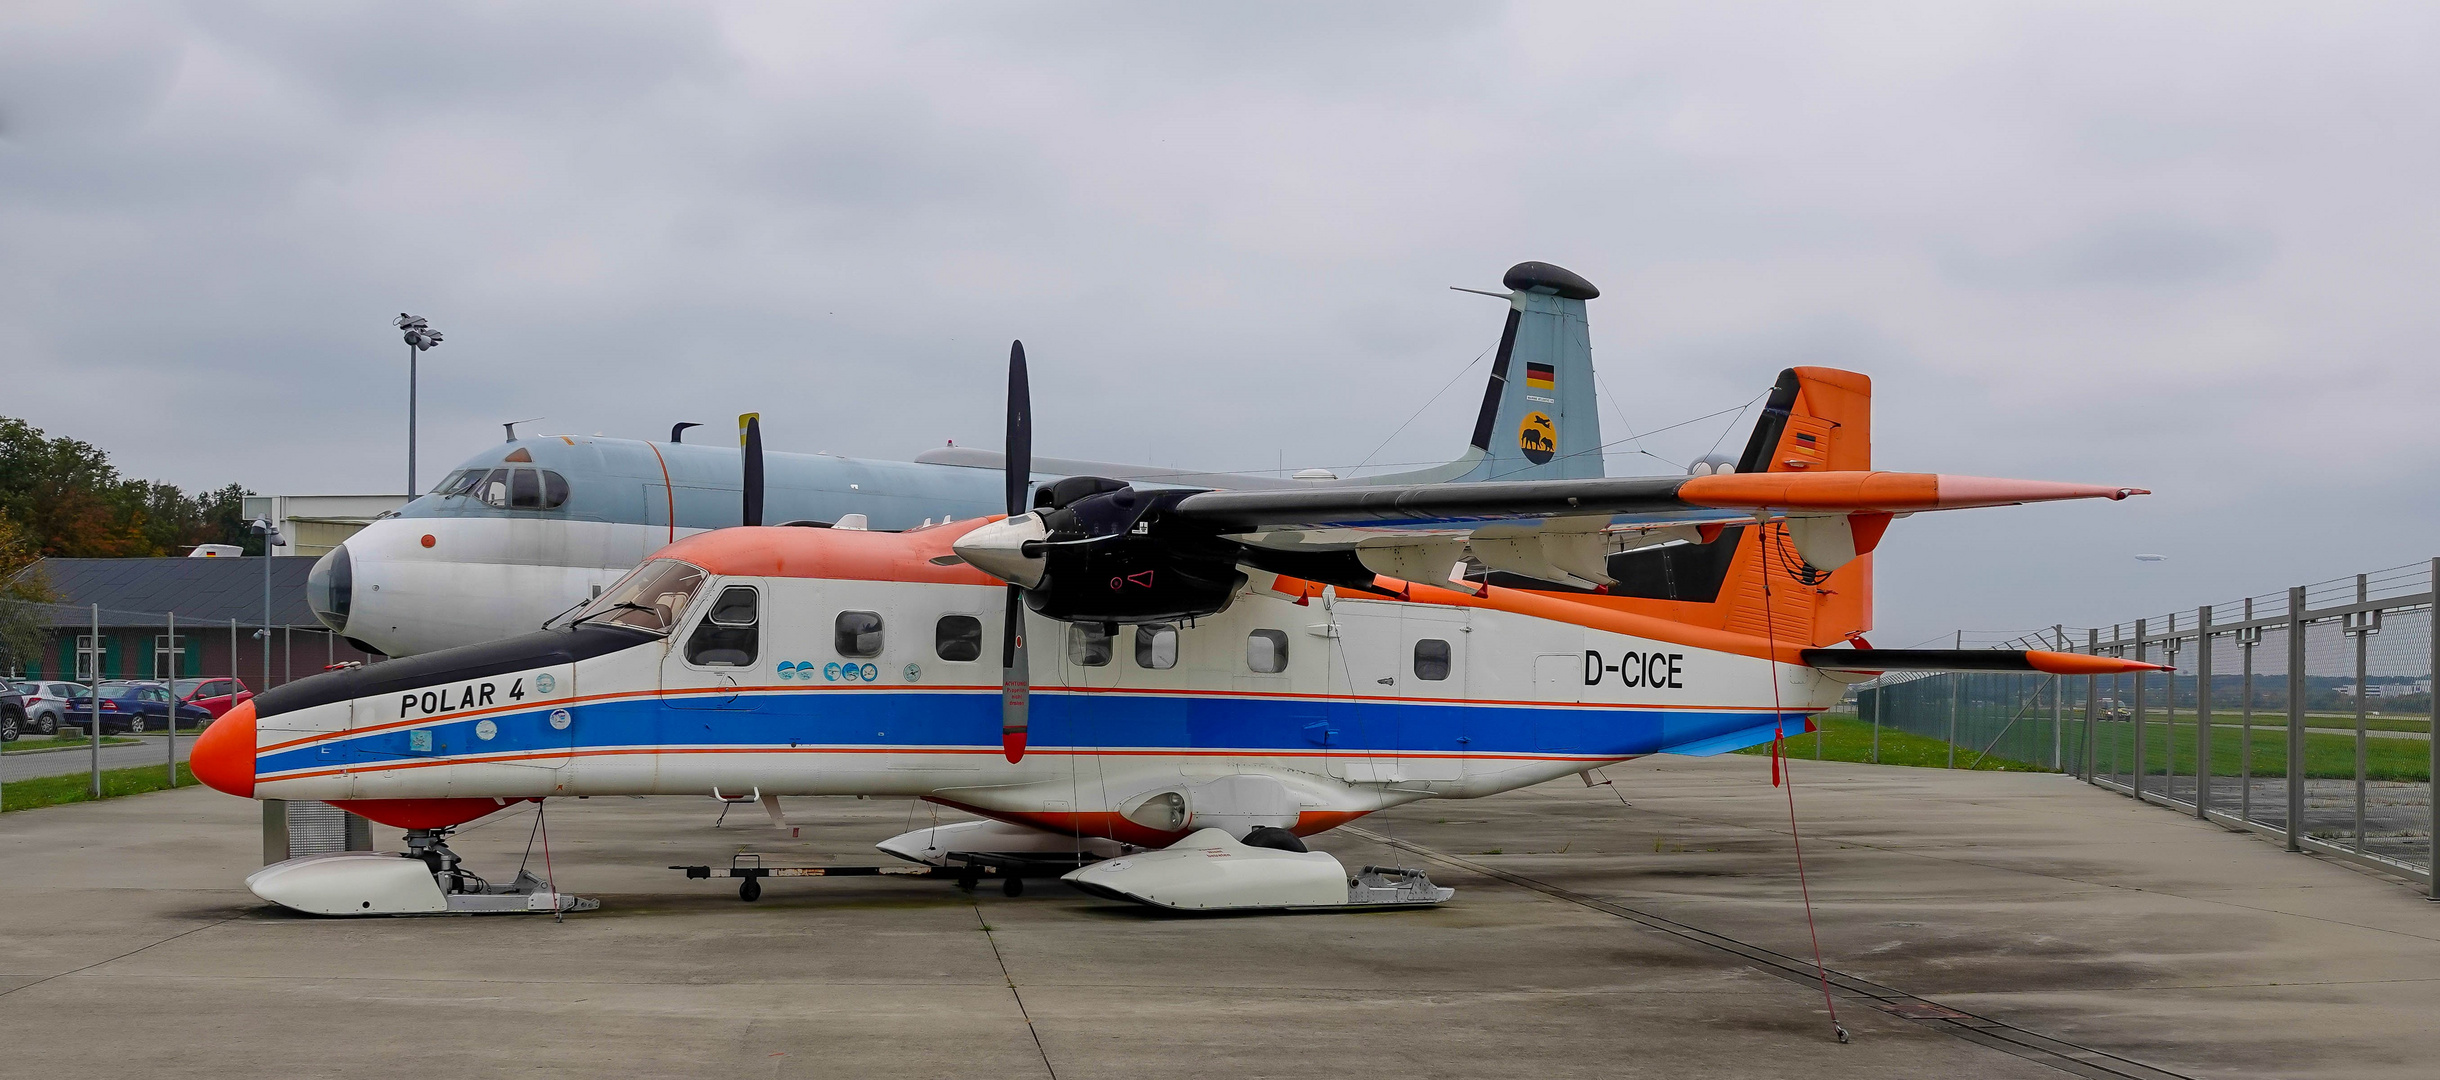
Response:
[573,559,707,635]
[433,467,571,510]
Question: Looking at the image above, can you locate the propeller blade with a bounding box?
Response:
[1001,585,1028,762]
[738,413,765,528]
[1006,341,1031,516]
[1002,341,1031,761]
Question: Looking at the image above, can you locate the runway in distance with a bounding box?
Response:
[199,272,2163,914]
[308,262,1611,659]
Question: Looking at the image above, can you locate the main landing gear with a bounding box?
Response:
[244,826,599,917]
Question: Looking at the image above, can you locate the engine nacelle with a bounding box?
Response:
[1023,487,1246,623]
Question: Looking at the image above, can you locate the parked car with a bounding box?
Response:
[0,684,27,742]
[14,681,81,735]
[62,681,214,734]
[172,677,252,719]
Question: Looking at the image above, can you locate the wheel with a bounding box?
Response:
[1002,875,1025,897]
[1,715,17,742]
[128,716,147,733]
[739,877,761,902]
[35,712,56,736]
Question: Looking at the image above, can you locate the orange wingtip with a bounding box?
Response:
[1678,472,2147,512]
[2025,651,2171,676]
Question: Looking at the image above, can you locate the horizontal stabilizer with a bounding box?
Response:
[1801,649,2168,676]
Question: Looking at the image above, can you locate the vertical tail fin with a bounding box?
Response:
[1599,366,1875,648]
[1460,262,1606,482]
[1367,261,1606,486]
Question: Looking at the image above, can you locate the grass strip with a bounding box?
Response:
[4,736,140,754]
[2085,721,2429,782]
[1732,716,2049,772]
[3,763,197,813]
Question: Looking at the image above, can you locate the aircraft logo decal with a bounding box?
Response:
[823,662,880,683]
[1517,412,1556,465]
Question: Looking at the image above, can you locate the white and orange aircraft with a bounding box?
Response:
[194,333,2160,916]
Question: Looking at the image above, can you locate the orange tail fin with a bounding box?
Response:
[1598,367,1875,648]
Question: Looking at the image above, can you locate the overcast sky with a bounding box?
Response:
[5,2,2435,646]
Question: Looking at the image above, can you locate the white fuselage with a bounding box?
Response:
[252,567,1839,840]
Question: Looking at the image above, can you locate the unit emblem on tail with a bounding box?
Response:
[1517,411,1556,463]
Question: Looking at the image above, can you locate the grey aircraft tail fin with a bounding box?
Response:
[1365,261,1607,486]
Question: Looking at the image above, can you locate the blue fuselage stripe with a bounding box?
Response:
[257,691,1809,776]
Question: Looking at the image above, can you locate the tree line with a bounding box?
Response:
[1,416,260,561]
[2,416,262,673]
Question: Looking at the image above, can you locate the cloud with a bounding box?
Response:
[3,1,2436,643]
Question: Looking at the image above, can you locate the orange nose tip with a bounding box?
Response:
[191,700,257,798]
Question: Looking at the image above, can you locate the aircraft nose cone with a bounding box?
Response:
[306,543,352,634]
[190,700,257,798]
[951,513,1050,588]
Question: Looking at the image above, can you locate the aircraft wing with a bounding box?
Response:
[1170,472,2145,529]
[1154,471,2145,587]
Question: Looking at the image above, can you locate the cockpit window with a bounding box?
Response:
[433,470,483,496]
[452,467,571,510]
[575,559,707,634]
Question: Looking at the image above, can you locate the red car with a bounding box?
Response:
[173,677,253,719]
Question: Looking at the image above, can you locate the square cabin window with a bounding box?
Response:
[1413,638,1453,681]
[935,615,983,662]
[835,611,885,658]
[1246,629,1289,674]
[1134,624,1179,670]
[1067,623,1113,667]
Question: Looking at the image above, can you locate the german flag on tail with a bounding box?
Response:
[1524,362,1555,390]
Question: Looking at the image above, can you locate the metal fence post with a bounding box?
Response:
[2428,557,2438,901]
[2240,598,2256,825]
[165,610,177,786]
[1948,631,1961,769]
[2196,605,2212,819]
[2052,625,2066,771]
[2350,573,2370,854]
[2085,628,2101,780]
[2133,618,2148,800]
[88,603,102,799]
[1870,681,1881,764]
[2287,586,2307,852]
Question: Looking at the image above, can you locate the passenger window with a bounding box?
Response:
[1413,639,1452,681]
[835,611,885,657]
[1134,624,1178,670]
[509,468,544,508]
[685,586,759,667]
[1246,630,1289,674]
[936,615,982,662]
[1067,624,1112,667]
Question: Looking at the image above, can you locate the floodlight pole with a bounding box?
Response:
[409,341,418,495]
[395,314,443,498]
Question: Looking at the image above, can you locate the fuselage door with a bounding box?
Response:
[1321,601,1404,783]
[1393,607,1469,781]
[663,583,764,714]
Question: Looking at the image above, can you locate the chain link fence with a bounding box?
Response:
[1857,560,2437,896]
